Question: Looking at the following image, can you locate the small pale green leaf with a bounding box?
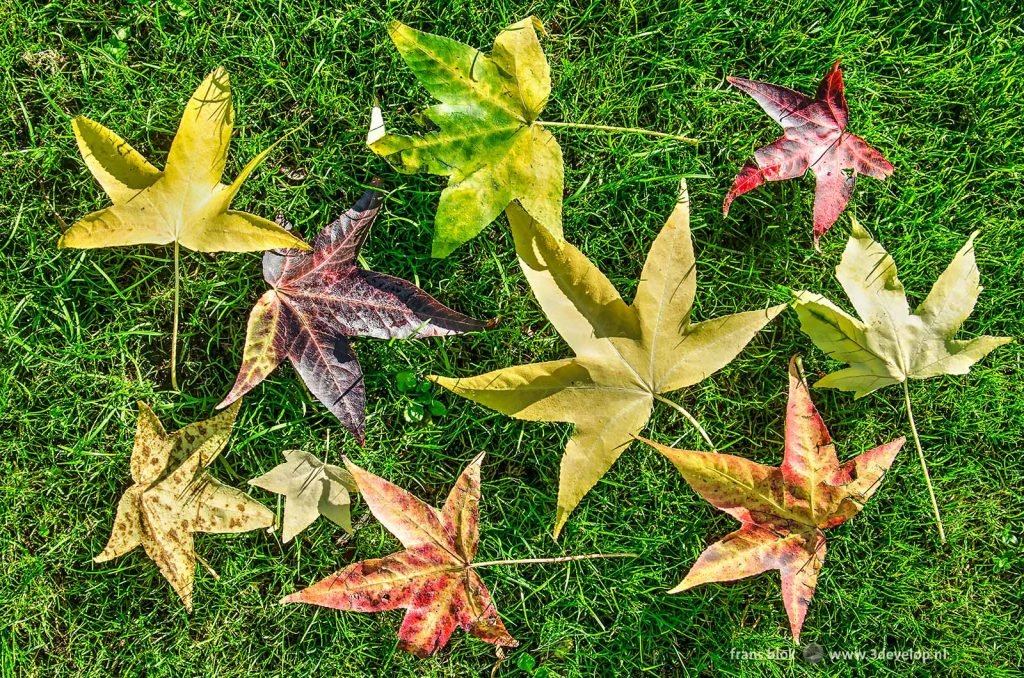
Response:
[794,219,1011,397]
[249,450,356,543]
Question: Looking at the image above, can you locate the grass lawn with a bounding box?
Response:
[2,0,1022,675]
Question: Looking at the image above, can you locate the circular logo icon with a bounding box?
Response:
[803,642,824,664]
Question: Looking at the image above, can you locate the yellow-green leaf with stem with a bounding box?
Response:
[368,17,697,258]
[793,218,1012,542]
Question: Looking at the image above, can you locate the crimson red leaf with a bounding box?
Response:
[638,356,905,643]
[218,186,488,441]
[281,453,518,657]
[723,60,893,246]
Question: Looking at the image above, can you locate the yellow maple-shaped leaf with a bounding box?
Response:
[60,67,309,252]
[793,218,1011,398]
[94,401,274,611]
[430,182,786,538]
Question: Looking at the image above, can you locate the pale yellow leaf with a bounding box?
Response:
[432,188,782,537]
[794,220,1011,396]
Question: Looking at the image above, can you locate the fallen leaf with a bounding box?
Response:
[368,17,563,258]
[430,183,786,538]
[723,60,893,246]
[94,401,274,611]
[792,219,1011,541]
[282,453,518,657]
[59,67,309,387]
[218,186,489,442]
[249,449,357,543]
[793,219,1011,398]
[60,67,307,253]
[637,356,905,643]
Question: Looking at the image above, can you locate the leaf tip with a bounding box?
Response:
[848,216,871,240]
[429,238,459,259]
[70,115,89,134]
[667,578,696,595]
[524,15,547,37]
[551,512,567,542]
[424,374,447,388]
[367,106,386,146]
[341,456,363,480]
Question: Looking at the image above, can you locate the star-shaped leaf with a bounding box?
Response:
[638,357,905,643]
[218,186,489,442]
[367,17,563,257]
[94,401,274,611]
[60,67,308,253]
[281,453,518,657]
[249,450,357,543]
[430,183,786,538]
[793,219,1011,398]
[723,60,893,246]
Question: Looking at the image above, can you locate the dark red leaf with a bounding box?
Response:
[219,187,488,441]
[723,60,894,246]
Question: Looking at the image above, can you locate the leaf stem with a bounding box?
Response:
[170,240,180,391]
[903,380,946,544]
[535,120,698,145]
[653,394,715,450]
[196,553,219,581]
[468,552,636,570]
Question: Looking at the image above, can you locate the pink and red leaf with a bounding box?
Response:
[281,454,517,657]
[723,60,893,246]
[639,356,904,643]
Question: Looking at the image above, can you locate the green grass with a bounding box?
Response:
[2,0,1022,675]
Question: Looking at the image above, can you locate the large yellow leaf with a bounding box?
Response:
[60,67,308,252]
[430,183,786,538]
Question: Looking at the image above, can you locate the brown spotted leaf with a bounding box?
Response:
[637,357,905,643]
[723,60,893,247]
[94,401,274,611]
[281,453,517,657]
[217,186,489,441]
